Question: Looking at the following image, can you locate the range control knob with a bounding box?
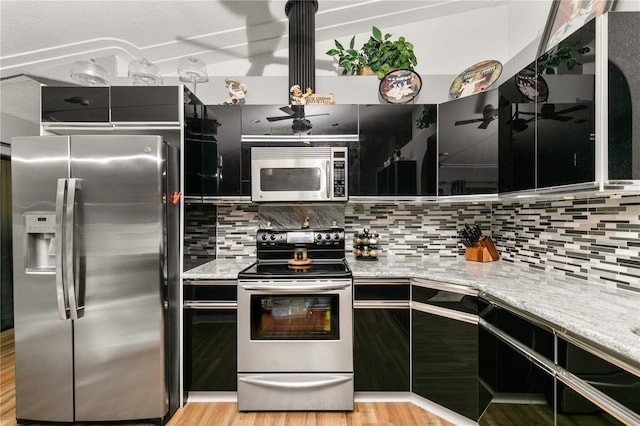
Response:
[325,233,331,240]
[260,233,267,241]
[270,234,276,241]
[316,233,323,241]
[334,233,341,240]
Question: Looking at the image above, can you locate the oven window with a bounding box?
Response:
[250,294,339,340]
[260,168,321,192]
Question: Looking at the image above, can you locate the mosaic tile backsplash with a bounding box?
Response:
[184,194,640,291]
[493,194,640,292]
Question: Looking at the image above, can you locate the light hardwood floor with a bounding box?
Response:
[0,329,454,425]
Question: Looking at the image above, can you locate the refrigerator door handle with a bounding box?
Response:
[65,178,84,320]
[55,179,70,320]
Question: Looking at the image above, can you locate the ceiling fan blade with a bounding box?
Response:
[554,105,588,115]
[303,113,330,118]
[455,118,484,126]
[266,115,294,122]
[478,119,492,129]
[279,105,296,115]
[549,115,573,122]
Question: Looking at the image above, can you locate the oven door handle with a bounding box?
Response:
[238,374,352,389]
[240,283,351,292]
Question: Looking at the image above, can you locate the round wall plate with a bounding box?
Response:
[515,69,549,102]
[379,69,422,104]
[449,60,503,99]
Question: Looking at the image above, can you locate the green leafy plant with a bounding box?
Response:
[326,26,418,79]
[529,44,591,75]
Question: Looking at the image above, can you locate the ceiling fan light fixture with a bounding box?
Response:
[70,59,110,86]
[128,58,163,86]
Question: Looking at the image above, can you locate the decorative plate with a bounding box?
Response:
[379,69,422,104]
[515,69,549,103]
[449,60,503,99]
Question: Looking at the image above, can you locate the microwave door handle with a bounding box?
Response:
[326,160,331,199]
[65,178,84,320]
[55,179,70,320]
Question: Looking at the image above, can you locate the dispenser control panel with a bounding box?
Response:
[25,213,56,233]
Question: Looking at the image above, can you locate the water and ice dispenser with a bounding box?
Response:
[25,212,56,272]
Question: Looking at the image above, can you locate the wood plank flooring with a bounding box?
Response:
[0,329,454,426]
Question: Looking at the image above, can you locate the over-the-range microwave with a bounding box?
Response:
[251,146,348,202]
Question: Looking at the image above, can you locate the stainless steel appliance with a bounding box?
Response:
[11,135,180,423]
[251,146,348,202]
[237,228,353,411]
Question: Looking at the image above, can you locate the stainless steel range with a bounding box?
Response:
[237,227,353,411]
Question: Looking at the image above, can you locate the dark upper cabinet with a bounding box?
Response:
[498,73,536,193]
[111,86,180,123]
[184,102,205,198]
[355,104,437,196]
[499,19,596,192]
[206,105,242,197]
[536,19,596,189]
[41,86,110,123]
[42,86,184,124]
[185,104,243,199]
[608,12,640,182]
[439,90,499,195]
[240,104,358,137]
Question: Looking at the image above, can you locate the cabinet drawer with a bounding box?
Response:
[354,279,409,301]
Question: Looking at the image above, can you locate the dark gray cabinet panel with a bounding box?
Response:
[355,104,437,196]
[110,86,180,122]
[499,20,597,192]
[353,308,410,391]
[240,104,358,137]
[608,12,640,181]
[41,86,110,123]
[438,90,499,195]
[412,309,480,419]
[536,19,596,189]
[183,281,237,392]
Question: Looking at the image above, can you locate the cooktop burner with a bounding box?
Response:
[238,259,352,279]
[238,227,352,280]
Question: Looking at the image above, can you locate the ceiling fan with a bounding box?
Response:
[266,105,330,133]
[455,104,498,129]
[520,104,589,122]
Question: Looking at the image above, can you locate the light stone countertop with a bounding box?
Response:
[182,256,640,372]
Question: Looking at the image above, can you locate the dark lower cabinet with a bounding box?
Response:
[412,309,483,420]
[183,281,237,393]
[353,279,410,392]
[184,308,237,391]
[479,298,633,425]
[353,308,410,391]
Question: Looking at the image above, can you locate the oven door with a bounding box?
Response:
[237,279,353,372]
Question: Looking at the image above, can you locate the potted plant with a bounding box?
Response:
[326,26,418,79]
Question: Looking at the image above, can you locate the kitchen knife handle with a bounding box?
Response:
[55,179,70,320]
[65,178,84,320]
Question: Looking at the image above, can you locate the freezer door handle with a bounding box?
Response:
[65,178,84,320]
[55,179,70,320]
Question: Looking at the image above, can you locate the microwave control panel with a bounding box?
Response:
[333,159,346,198]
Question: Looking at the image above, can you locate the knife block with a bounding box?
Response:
[465,236,499,262]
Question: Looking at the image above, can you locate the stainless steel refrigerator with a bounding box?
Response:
[11,135,180,423]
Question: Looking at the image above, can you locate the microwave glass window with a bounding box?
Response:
[260,167,321,192]
[250,294,339,340]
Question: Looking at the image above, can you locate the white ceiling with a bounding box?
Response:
[1,0,531,82]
